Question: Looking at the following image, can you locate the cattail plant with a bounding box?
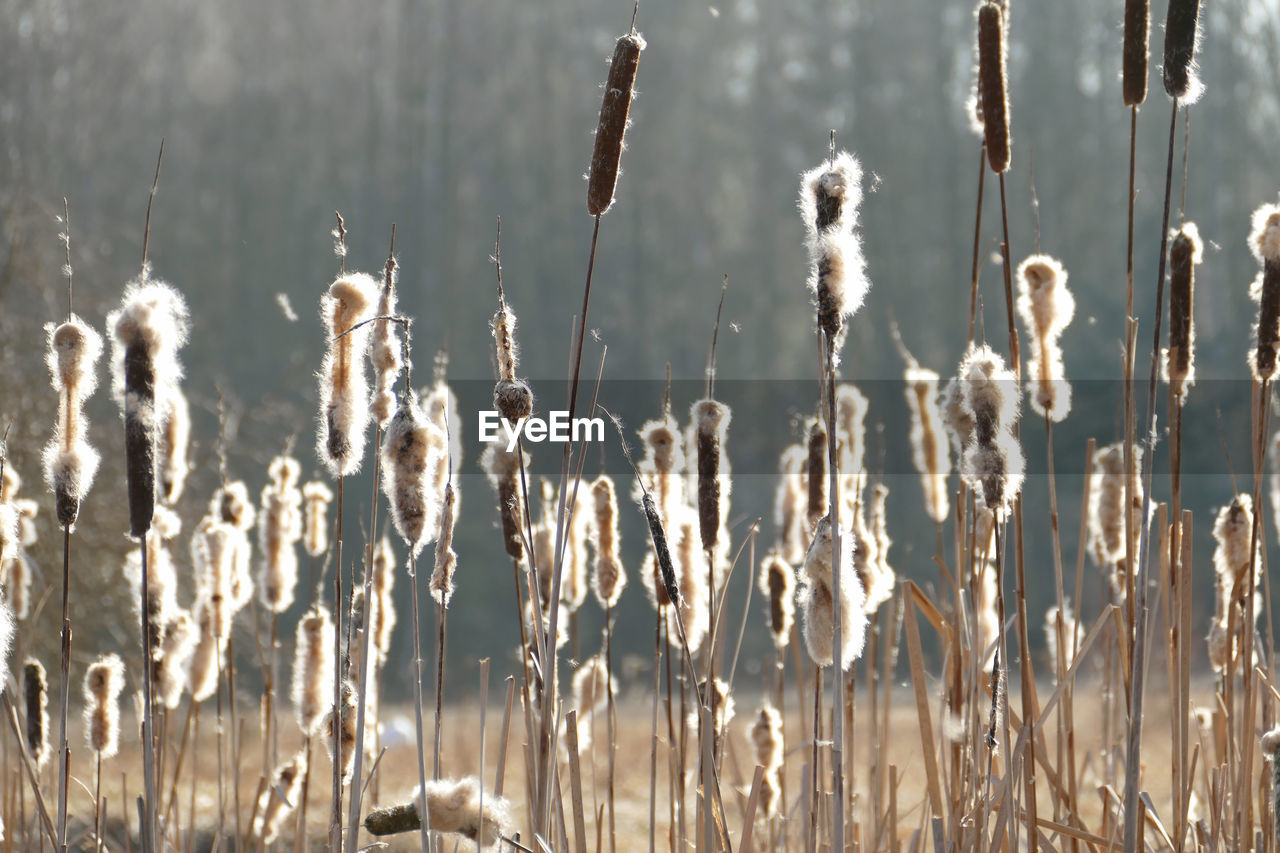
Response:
[42,316,103,529]
[904,366,951,523]
[24,658,50,770]
[1016,255,1075,422]
[758,550,795,651]
[302,480,334,560]
[1249,204,1280,380]
[1162,0,1203,103]
[370,255,402,429]
[804,415,828,532]
[158,386,190,504]
[371,537,398,656]
[381,391,445,557]
[323,680,359,783]
[1165,224,1202,404]
[293,604,336,735]
[1123,0,1150,106]
[749,703,784,819]
[590,474,626,608]
[977,2,1010,172]
[254,749,307,844]
[364,777,513,847]
[570,655,614,747]
[587,30,646,216]
[799,517,867,670]
[482,445,527,564]
[833,384,868,478]
[1087,443,1145,599]
[1044,603,1083,674]
[958,345,1024,515]
[259,454,303,613]
[800,153,869,360]
[2,548,31,619]
[108,274,190,538]
[671,507,710,653]
[1207,494,1259,674]
[155,608,196,709]
[317,272,379,476]
[863,483,895,612]
[691,398,732,585]
[83,655,124,757]
[188,597,224,704]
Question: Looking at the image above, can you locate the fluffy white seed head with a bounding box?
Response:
[259,455,303,613]
[904,366,951,522]
[381,392,446,557]
[84,653,125,756]
[108,274,191,412]
[799,151,864,240]
[590,474,626,608]
[799,517,868,670]
[302,480,334,558]
[757,550,795,650]
[1016,255,1075,422]
[292,605,335,735]
[316,273,379,477]
[370,268,402,429]
[43,316,104,528]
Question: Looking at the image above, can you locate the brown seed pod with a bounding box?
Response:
[587,32,646,216]
[1122,0,1150,106]
[24,658,50,769]
[1250,205,1280,381]
[83,654,125,757]
[42,316,104,529]
[482,445,527,563]
[1166,223,1202,401]
[977,2,1010,173]
[1162,0,1203,102]
[757,550,795,650]
[805,416,828,532]
[692,398,731,559]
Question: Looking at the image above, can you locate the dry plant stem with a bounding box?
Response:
[1012,498,1039,851]
[538,213,603,838]
[294,736,312,853]
[139,539,160,853]
[821,332,846,853]
[1239,378,1271,841]
[1124,98,1180,851]
[968,143,988,346]
[433,602,447,780]
[408,558,432,853]
[94,752,102,853]
[345,420,386,853]
[648,611,661,853]
[809,664,821,853]
[604,604,617,853]
[1124,108,1139,607]
[2,693,57,848]
[329,476,345,850]
[56,526,71,852]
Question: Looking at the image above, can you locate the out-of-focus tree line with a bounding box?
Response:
[2,0,1280,694]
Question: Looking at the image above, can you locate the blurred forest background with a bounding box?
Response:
[2,0,1280,697]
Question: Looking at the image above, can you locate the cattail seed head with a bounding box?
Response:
[323,680,359,783]
[757,550,795,650]
[482,444,527,563]
[366,777,513,847]
[1123,0,1150,106]
[1016,255,1075,422]
[493,379,534,424]
[904,366,951,522]
[1165,223,1202,401]
[317,272,379,477]
[561,481,593,612]
[834,384,868,476]
[1162,0,1203,103]
[0,598,12,690]
[641,491,680,608]
[43,316,104,528]
[194,519,237,638]
[430,483,459,607]
[670,508,709,652]
[302,480,334,559]
[808,231,867,359]
[370,264,402,429]
[804,416,828,532]
[156,609,197,709]
[799,517,868,670]
[109,275,190,538]
[863,483,896,612]
[692,398,732,563]
[750,703,784,817]
[590,474,626,608]
[587,31,646,216]
[3,549,32,620]
[187,597,224,703]
[571,655,614,719]
[254,749,307,844]
[83,653,125,756]
[259,454,303,614]
[1209,494,1260,673]
[1087,443,1145,583]
[799,151,863,238]
[372,536,398,655]
[381,392,446,557]
[491,300,521,383]
[293,604,335,734]
[1250,205,1280,380]
[157,386,190,504]
[941,376,976,455]
[977,2,1010,172]
[23,658,50,769]
[958,346,1024,513]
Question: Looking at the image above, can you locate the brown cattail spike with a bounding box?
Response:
[43,316,104,529]
[693,398,731,562]
[641,492,680,607]
[430,483,459,607]
[1250,205,1280,380]
[590,474,626,608]
[1162,0,1203,102]
[109,276,190,538]
[24,658,50,769]
[1123,0,1150,106]
[1016,255,1075,422]
[1165,223,1202,402]
[317,273,379,477]
[587,31,646,216]
[84,654,125,757]
[977,2,1010,173]
[757,550,795,650]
